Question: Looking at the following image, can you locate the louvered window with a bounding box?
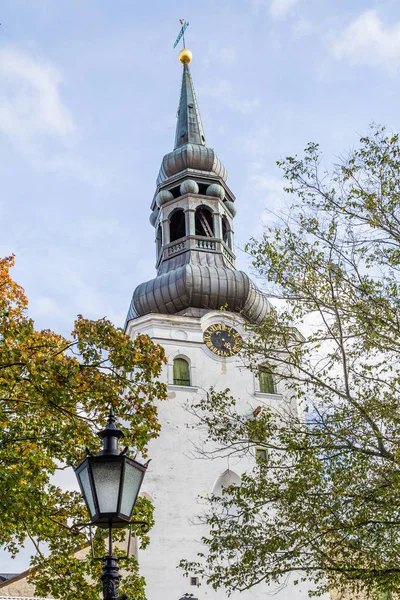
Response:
[173,358,190,386]
[259,368,275,394]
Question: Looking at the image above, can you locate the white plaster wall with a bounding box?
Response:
[127,311,328,600]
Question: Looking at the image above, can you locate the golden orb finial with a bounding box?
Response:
[179,48,192,64]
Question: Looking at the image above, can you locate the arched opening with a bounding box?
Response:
[222,217,231,248]
[173,357,190,386]
[169,209,186,242]
[258,367,275,394]
[212,470,241,518]
[156,225,162,258]
[195,206,214,237]
[212,469,241,497]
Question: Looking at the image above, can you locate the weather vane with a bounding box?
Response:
[173,18,189,49]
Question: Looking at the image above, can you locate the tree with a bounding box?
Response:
[0,255,167,600]
[181,126,400,599]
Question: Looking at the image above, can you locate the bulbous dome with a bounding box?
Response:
[180,179,199,195]
[224,200,237,217]
[207,183,225,200]
[129,264,270,324]
[157,144,227,186]
[156,189,174,207]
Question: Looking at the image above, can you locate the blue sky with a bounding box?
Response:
[1,0,400,336]
[0,0,400,570]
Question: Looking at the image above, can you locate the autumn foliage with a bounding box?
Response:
[0,255,167,600]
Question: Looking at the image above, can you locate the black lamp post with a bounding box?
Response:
[75,409,148,600]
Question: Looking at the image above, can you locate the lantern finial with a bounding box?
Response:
[98,409,124,456]
[108,406,115,425]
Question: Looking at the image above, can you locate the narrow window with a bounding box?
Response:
[156,225,162,258]
[222,216,231,248]
[173,358,190,386]
[255,448,268,463]
[190,576,199,586]
[259,368,275,394]
[169,209,186,242]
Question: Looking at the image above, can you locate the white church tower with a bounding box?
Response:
[125,48,317,600]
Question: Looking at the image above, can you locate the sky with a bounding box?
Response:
[1,0,400,571]
[1,0,400,335]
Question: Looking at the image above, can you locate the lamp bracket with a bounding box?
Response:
[71,519,150,533]
[70,519,150,561]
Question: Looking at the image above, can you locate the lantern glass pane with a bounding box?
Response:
[77,464,96,519]
[92,461,122,514]
[120,462,144,517]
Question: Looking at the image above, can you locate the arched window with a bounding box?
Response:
[195,206,214,237]
[169,209,186,242]
[212,470,241,517]
[173,357,190,386]
[259,367,275,394]
[156,224,162,258]
[222,217,231,248]
[212,470,241,497]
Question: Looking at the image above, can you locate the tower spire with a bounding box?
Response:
[174,56,206,149]
[125,44,270,327]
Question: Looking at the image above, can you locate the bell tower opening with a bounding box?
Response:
[195,206,214,237]
[222,216,231,249]
[156,224,162,258]
[169,209,186,242]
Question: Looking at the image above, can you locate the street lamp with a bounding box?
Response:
[75,409,148,600]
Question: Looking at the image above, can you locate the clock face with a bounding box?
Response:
[203,323,242,357]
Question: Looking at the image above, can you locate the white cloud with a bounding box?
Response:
[251,174,287,211]
[199,80,260,114]
[332,10,400,73]
[244,174,288,238]
[0,48,105,185]
[0,48,76,145]
[252,0,299,18]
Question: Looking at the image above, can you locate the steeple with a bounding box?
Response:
[174,61,206,149]
[156,51,227,186]
[126,50,270,325]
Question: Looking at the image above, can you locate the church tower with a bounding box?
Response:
[125,49,313,600]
